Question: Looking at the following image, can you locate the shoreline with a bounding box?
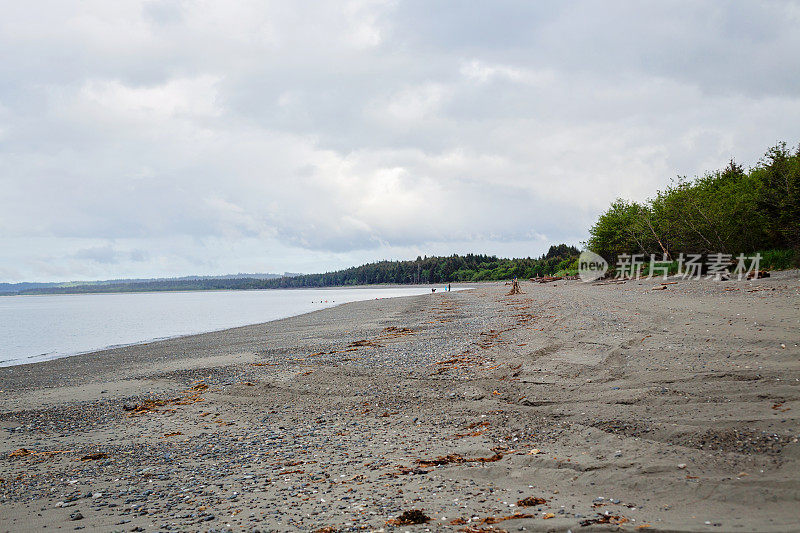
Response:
[0,282,471,298]
[0,288,465,393]
[1,275,799,531]
[1,285,467,372]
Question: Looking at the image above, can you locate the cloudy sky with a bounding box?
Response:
[2,1,799,282]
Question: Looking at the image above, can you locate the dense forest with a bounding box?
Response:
[261,245,579,289]
[587,142,799,269]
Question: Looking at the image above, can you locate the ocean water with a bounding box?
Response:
[0,286,447,367]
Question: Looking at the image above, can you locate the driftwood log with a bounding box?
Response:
[531,276,562,284]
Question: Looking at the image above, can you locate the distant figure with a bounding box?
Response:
[431,288,436,293]
[447,283,451,291]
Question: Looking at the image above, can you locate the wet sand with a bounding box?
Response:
[1,273,799,532]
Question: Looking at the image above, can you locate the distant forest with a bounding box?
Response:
[10,246,580,295]
[587,141,799,269]
[262,245,580,288]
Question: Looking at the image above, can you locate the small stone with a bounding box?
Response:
[678,463,687,469]
[69,511,83,521]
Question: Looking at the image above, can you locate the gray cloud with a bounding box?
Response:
[1,1,799,281]
[73,245,149,264]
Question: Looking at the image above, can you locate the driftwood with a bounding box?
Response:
[531,276,562,284]
[716,269,770,281]
[506,279,522,295]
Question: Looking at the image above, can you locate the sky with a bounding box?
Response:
[1,1,799,282]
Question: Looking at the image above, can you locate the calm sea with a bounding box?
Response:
[0,286,445,367]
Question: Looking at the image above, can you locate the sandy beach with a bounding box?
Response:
[1,274,799,532]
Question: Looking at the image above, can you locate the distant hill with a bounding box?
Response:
[4,246,579,295]
[0,282,64,294]
[0,272,299,295]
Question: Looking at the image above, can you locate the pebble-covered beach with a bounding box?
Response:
[1,274,799,532]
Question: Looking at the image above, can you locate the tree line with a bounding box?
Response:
[262,245,579,288]
[15,246,579,295]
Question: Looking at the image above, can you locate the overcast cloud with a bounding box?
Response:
[2,1,799,282]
